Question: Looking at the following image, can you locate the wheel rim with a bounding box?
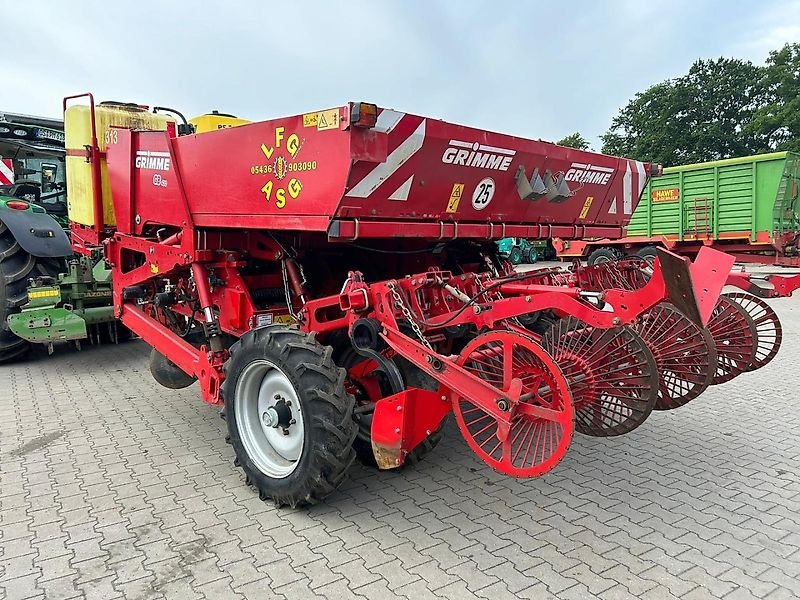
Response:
[632,303,717,410]
[723,292,782,371]
[542,318,658,436]
[234,359,305,478]
[452,331,574,477]
[706,296,758,385]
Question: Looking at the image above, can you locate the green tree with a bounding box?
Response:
[602,57,767,165]
[746,43,800,153]
[556,132,589,150]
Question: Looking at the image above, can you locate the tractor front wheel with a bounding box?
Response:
[0,222,63,363]
[221,327,357,507]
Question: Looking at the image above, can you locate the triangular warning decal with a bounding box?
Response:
[318,112,329,129]
[609,197,618,214]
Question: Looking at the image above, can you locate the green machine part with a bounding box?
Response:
[629,152,800,246]
[7,254,116,349]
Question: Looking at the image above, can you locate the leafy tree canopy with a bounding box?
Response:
[601,43,799,165]
[557,132,590,150]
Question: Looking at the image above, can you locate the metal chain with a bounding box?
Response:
[387,281,434,350]
[281,261,299,320]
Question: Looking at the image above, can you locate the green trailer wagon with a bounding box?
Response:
[556,151,800,266]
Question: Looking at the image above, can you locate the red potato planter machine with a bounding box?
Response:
[66,95,797,507]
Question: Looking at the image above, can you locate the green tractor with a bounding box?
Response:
[0,113,119,362]
[496,237,555,265]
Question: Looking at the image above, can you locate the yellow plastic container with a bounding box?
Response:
[65,102,173,226]
[189,112,250,134]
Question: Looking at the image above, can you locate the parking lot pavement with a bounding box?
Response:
[1,297,799,600]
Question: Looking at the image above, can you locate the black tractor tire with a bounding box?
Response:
[587,246,623,265]
[0,222,63,363]
[636,246,659,267]
[221,327,357,508]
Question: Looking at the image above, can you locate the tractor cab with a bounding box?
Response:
[0,112,67,222]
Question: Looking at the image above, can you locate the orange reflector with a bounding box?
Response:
[352,102,378,128]
[6,200,29,210]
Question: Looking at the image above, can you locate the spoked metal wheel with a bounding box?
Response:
[235,360,305,478]
[541,318,658,436]
[632,303,717,410]
[452,331,574,477]
[723,292,782,371]
[706,296,758,385]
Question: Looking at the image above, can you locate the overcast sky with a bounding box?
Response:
[2,0,798,148]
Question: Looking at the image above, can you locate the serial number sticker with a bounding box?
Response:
[446,183,464,213]
[255,314,273,327]
[579,196,594,219]
[303,109,339,131]
[250,160,318,175]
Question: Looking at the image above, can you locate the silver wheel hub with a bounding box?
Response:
[235,360,305,479]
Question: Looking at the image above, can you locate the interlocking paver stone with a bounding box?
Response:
[2,275,799,599]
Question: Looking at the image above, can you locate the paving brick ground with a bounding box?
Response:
[1,290,799,599]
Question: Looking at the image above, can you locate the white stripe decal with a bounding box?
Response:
[0,159,14,184]
[572,162,614,173]
[135,150,170,158]
[448,140,473,148]
[608,197,618,215]
[374,110,404,133]
[388,175,414,201]
[479,144,515,156]
[623,162,633,214]
[346,120,426,198]
[635,160,647,199]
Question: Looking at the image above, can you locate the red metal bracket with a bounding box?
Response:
[370,388,451,470]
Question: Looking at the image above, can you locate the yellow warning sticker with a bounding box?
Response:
[28,289,59,299]
[446,183,464,213]
[579,196,594,219]
[303,113,318,128]
[303,109,340,131]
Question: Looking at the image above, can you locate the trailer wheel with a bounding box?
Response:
[587,247,622,265]
[221,327,357,507]
[636,246,659,267]
[0,223,63,363]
